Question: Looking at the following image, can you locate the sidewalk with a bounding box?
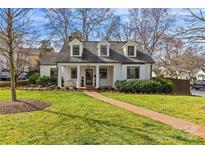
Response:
[84,91,205,140]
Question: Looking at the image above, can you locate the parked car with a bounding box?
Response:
[18,72,28,80]
[192,80,205,90]
[0,69,10,81]
[0,69,28,81]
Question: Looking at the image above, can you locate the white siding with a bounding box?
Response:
[196,69,205,81]
[40,65,57,77]
[121,65,127,80]
[47,62,152,88]
[113,64,122,85]
[144,64,151,80]
[99,66,113,87]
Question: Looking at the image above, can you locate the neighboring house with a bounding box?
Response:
[195,68,205,81]
[0,48,40,72]
[0,53,8,71]
[40,34,154,89]
[178,67,205,81]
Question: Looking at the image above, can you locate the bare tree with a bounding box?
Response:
[129,8,175,56]
[180,46,204,80]
[159,35,184,78]
[0,8,35,101]
[98,15,121,40]
[118,20,135,41]
[74,9,116,40]
[39,39,53,55]
[156,35,204,79]
[181,9,205,44]
[44,8,73,45]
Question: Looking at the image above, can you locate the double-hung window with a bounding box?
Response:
[71,68,77,79]
[127,46,135,56]
[50,68,58,77]
[72,45,80,56]
[100,45,108,56]
[127,66,140,79]
[99,68,107,79]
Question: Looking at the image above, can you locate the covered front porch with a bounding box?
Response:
[57,63,115,89]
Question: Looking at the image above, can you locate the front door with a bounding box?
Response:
[85,69,93,86]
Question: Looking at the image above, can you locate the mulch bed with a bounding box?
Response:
[0,99,51,115]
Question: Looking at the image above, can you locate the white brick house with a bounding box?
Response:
[40,35,154,89]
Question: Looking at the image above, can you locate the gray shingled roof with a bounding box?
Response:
[40,52,58,65]
[40,41,154,65]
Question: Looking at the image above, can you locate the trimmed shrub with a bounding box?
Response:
[153,76,174,93]
[142,80,163,93]
[28,73,57,86]
[114,79,172,94]
[28,73,40,84]
[36,76,57,86]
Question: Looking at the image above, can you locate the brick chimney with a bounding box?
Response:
[69,32,82,42]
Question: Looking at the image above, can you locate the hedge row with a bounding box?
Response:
[115,78,173,93]
[28,73,57,86]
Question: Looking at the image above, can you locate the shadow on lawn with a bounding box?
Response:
[19,100,193,144]
[45,109,195,144]
[44,109,159,144]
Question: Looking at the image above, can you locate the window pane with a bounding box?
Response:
[100,68,107,79]
[50,68,58,77]
[71,68,77,79]
[128,46,135,56]
[127,66,140,79]
[100,45,107,56]
[73,45,80,55]
[127,66,131,79]
[135,67,140,79]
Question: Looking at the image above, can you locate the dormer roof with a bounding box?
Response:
[69,39,83,46]
[122,40,137,49]
[55,41,154,64]
[97,40,111,47]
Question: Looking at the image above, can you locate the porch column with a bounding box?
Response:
[76,65,80,89]
[96,65,100,89]
[58,65,62,88]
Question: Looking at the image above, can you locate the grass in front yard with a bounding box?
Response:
[102,92,205,127]
[0,90,204,144]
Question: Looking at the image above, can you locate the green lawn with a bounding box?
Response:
[0,90,205,144]
[102,92,205,127]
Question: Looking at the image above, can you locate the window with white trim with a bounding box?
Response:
[100,68,107,79]
[72,45,80,56]
[100,45,108,56]
[127,66,140,79]
[71,68,77,79]
[127,46,135,56]
[50,68,58,77]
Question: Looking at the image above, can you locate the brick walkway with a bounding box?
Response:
[84,91,205,140]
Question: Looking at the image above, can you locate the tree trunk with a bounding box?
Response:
[9,52,17,101]
[7,8,17,101]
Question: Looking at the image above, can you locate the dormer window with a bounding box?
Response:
[128,46,135,56]
[97,40,110,57]
[69,39,83,57]
[100,45,108,56]
[73,45,80,56]
[122,40,137,57]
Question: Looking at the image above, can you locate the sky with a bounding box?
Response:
[31,8,187,51]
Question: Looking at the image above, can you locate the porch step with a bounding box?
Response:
[79,87,98,91]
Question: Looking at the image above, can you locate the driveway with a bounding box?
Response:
[191,89,205,97]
